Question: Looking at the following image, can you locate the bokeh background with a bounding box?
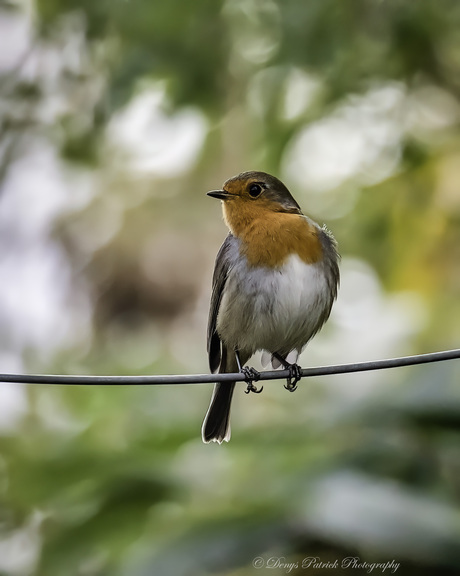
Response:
[1,0,460,574]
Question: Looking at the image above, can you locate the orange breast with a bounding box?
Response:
[223,200,323,268]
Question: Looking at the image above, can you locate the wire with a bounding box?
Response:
[0,348,459,386]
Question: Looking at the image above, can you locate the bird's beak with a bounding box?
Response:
[207,189,231,200]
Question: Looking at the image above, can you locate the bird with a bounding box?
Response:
[202,171,339,444]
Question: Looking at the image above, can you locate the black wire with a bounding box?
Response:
[0,348,459,386]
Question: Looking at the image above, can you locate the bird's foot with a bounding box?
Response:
[284,363,302,392]
[234,349,263,394]
[272,353,302,392]
[241,367,263,394]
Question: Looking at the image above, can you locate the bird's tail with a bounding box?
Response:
[201,381,235,444]
[201,351,239,444]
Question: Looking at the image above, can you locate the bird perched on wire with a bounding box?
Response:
[202,171,339,444]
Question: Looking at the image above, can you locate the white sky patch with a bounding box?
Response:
[0,511,41,575]
[0,140,93,358]
[406,84,460,139]
[224,0,281,66]
[107,86,208,177]
[283,83,405,194]
[282,67,322,121]
[1,140,93,237]
[0,10,31,73]
[248,66,321,120]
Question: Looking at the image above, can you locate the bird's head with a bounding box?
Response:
[207,171,302,235]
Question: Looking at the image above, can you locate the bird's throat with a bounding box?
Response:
[223,202,323,268]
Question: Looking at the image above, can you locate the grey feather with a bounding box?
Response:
[207,233,235,373]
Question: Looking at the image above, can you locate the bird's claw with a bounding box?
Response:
[242,367,263,394]
[246,381,264,394]
[284,363,302,392]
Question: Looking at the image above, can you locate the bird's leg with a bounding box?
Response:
[272,352,302,392]
[235,350,263,394]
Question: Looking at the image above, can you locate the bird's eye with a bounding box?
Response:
[249,183,263,198]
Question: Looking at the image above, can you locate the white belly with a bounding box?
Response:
[217,253,331,357]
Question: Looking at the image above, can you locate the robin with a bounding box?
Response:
[202,171,340,443]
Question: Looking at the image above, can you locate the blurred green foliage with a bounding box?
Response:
[1,0,460,575]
